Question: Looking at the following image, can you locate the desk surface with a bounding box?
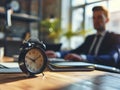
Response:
[0,57,120,90]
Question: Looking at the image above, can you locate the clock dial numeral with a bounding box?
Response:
[26,60,38,72]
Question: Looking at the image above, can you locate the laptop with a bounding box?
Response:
[0,62,22,73]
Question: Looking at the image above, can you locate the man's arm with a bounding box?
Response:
[86,54,116,67]
[64,49,118,67]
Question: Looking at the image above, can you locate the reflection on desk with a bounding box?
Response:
[58,73,120,90]
[0,71,120,90]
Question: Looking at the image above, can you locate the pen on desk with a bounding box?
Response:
[94,64,120,73]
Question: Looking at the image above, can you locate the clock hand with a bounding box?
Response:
[34,55,41,61]
[26,56,35,62]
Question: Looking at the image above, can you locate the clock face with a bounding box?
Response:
[25,48,44,73]
[10,0,20,12]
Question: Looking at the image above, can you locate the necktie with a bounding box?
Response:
[90,35,101,55]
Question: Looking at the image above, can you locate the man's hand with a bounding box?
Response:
[45,50,57,58]
[64,53,84,61]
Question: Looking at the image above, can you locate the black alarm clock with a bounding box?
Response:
[18,39,47,76]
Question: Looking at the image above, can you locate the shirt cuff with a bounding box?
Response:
[113,52,119,63]
[80,54,87,61]
[55,52,61,58]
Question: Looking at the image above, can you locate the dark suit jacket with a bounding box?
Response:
[116,45,120,68]
[60,31,120,67]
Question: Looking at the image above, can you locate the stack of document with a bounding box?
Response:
[48,61,95,71]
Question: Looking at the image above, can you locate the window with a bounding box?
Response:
[72,8,83,32]
[107,0,120,33]
[72,0,85,7]
[86,0,102,3]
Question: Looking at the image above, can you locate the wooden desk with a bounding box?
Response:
[0,56,14,62]
[0,57,120,90]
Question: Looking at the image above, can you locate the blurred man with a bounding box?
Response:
[46,6,120,67]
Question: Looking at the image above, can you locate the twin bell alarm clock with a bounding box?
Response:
[18,39,47,76]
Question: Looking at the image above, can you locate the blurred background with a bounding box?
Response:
[0,0,120,57]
